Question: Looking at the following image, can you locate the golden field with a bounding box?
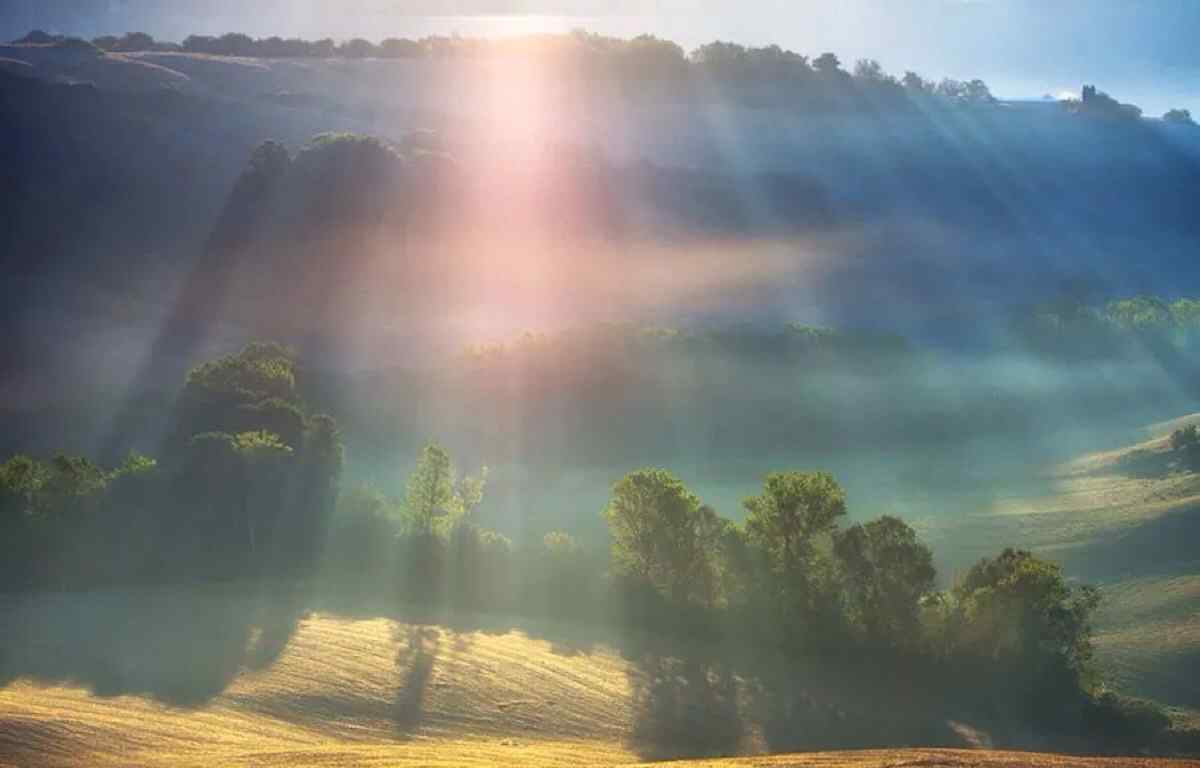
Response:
[2,606,1198,768]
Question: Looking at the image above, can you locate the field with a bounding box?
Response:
[3,602,1198,768]
[0,603,633,767]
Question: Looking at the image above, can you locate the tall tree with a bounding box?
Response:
[604,468,723,605]
[402,442,486,534]
[834,515,936,648]
[743,471,846,577]
[743,471,847,645]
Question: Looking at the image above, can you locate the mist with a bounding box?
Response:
[5,14,1200,763]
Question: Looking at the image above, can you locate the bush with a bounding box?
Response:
[1170,425,1199,451]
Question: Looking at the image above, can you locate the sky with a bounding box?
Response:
[2,0,1198,113]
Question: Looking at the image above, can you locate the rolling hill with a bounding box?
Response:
[5,35,1200,768]
[913,416,1200,718]
[2,593,1198,768]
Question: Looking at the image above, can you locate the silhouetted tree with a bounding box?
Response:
[338,38,378,58]
[1164,108,1195,125]
[376,37,420,57]
[812,52,843,77]
[110,32,156,51]
[902,70,934,94]
[853,58,888,82]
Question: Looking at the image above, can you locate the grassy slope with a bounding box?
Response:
[0,612,635,767]
[914,415,1200,717]
[1094,574,1200,724]
[3,608,1197,768]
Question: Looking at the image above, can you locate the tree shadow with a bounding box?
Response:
[620,636,977,760]
[626,649,745,760]
[752,664,963,752]
[1061,499,1200,580]
[1103,447,1180,480]
[0,583,306,707]
[312,590,604,660]
[391,624,440,735]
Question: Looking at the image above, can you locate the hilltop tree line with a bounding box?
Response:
[16,27,1197,120]
[1017,294,1200,360]
[15,27,997,110]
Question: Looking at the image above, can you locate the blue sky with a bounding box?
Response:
[3,0,1198,113]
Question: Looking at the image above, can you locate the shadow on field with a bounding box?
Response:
[620,644,971,760]
[1103,447,1179,479]
[749,661,965,752]
[315,588,606,659]
[0,583,307,706]
[627,652,744,760]
[392,624,440,734]
[1061,500,1200,580]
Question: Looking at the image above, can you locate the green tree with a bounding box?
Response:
[1170,424,1199,451]
[953,548,1101,692]
[742,471,847,647]
[0,455,50,517]
[834,515,936,648]
[402,442,486,534]
[112,451,157,479]
[743,471,846,578]
[40,454,109,520]
[175,342,300,448]
[604,468,723,606]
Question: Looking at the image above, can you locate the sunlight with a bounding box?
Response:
[5,5,1200,766]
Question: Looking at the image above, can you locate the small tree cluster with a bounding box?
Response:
[1169,425,1200,470]
[0,342,342,589]
[600,467,1133,743]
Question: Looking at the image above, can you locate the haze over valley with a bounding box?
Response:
[3,4,1200,765]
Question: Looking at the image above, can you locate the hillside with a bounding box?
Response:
[5,39,1200,424]
[913,416,1200,716]
[1,594,1197,768]
[6,25,1200,768]
[0,600,634,767]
